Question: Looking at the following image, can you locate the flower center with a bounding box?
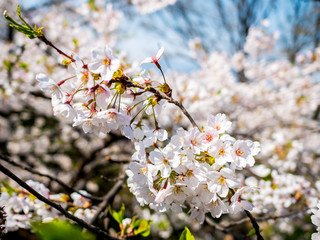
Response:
[102,57,110,66]
[219,148,225,155]
[81,71,89,84]
[140,167,147,174]
[108,112,117,119]
[217,176,226,185]
[235,149,244,156]
[206,134,213,142]
[186,169,193,177]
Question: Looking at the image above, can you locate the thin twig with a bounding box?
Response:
[101,175,126,183]
[89,173,126,225]
[122,78,200,130]
[205,217,229,233]
[38,35,75,62]
[0,154,104,202]
[0,162,119,240]
[207,208,310,234]
[244,210,264,240]
[229,188,264,240]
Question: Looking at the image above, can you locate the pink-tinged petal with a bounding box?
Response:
[156,46,164,60]
[141,57,153,64]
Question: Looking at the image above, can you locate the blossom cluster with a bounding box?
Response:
[243,25,279,58]
[1,1,320,238]
[245,167,319,215]
[36,45,167,137]
[311,201,320,240]
[127,113,260,223]
[0,180,96,232]
[34,39,261,222]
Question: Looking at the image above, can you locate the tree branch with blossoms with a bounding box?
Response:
[0,162,121,240]
[0,154,104,202]
[3,6,266,240]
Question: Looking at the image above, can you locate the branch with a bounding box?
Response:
[228,188,264,240]
[122,77,200,130]
[206,212,263,240]
[0,154,104,202]
[205,217,246,240]
[244,210,264,240]
[89,173,127,225]
[0,162,120,240]
[69,133,127,187]
[4,6,75,62]
[207,208,310,232]
[38,35,75,62]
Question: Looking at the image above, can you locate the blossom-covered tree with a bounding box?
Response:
[0,1,319,240]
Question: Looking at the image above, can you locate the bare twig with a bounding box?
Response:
[89,173,127,225]
[205,216,229,234]
[228,188,264,240]
[244,210,264,240]
[0,154,104,202]
[37,35,75,62]
[69,133,126,188]
[101,175,126,183]
[207,208,310,235]
[0,162,120,240]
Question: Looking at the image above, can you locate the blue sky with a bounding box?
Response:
[16,0,320,73]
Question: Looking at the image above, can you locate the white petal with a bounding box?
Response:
[156,46,164,60]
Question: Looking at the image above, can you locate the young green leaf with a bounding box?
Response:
[3,5,43,39]
[32,220,95,240]
[133,219,152,237]
[179,226,195,240]
[109,204,125,224]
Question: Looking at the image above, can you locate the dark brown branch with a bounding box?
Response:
[0,154,104,202]
[312,104,320,120]
[229,189,264,240]
[244,210,264,240]
[0,162,120,240]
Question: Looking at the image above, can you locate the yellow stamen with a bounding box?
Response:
[217,176,226,185]
[219,148,225,155]
[186,169,193,177]
[102,57,110,66]
[235,149,244,156]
